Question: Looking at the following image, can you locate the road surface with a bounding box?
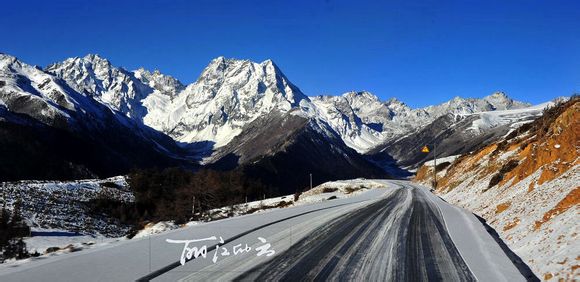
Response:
[0,180,531,281]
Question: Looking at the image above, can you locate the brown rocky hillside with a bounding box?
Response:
[415,96,579,281]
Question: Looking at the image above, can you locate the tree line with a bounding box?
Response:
[88,168,272,237]
[0,200,34,262]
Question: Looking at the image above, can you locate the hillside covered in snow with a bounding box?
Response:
[414,96,579,280]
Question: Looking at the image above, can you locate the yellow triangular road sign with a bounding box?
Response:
[421,146,430,153]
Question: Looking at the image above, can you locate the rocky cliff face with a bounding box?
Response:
[414,96,579,281]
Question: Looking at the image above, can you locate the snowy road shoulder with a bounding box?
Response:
[400,181,535,281]
[0,183,390,282]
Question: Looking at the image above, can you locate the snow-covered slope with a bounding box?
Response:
[467,102,550,134]
[414,97,579,281]
[0,176,133,237]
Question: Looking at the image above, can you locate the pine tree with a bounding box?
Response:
[0,206,11,260]
[0,197,31,262]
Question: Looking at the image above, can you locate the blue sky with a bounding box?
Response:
[2,0,578,108]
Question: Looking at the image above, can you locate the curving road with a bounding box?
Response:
[234,183,474,281]
[0,181,531,282]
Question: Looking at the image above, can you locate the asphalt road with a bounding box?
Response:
[0,180,529,281]
[234,183,475,281]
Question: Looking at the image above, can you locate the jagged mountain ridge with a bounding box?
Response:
[312,91,530,153]
[1,52,536,181]
[45,54,530,155]
[46,55,315,148]
[45,54,185,125]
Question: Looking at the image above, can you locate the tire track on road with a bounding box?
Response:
[234,184,476,281]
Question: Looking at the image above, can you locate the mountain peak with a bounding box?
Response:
[204,57,279,72]
[489,91,508,98]
[197,57,288,86]
[482,91,530,110]
[0,53,19,67]
[386,97,404,104]
[80,53,111,65]
[209,56,227,66]
[171,56,308,146]
[133,67,166,78]
[483,91,511,102]
[206,56,248,67]
[133,67,184,95]
[261,58,276,66]
[342,91,381,104]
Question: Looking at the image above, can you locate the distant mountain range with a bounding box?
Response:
[0,52,540,191]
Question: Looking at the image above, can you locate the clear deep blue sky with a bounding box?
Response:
[2,0,578,108]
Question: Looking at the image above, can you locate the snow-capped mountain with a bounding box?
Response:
[311,92,397,153]
[0,53,85,128]
[44,54,186,126]
[45,54,153,122]
[313,91,530,153]
[158,57,314,147]
[44,54,530,155]
[369,103,549,169]
[47,55,314,148]
[0,53,185,181]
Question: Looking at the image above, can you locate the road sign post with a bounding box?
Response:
[433,144,437,189]
[422,144,437,189]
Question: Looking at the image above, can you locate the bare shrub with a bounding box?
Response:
[322,187,338,193]
[487,159,520,189]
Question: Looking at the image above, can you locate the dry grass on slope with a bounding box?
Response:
[415,96,579,193]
